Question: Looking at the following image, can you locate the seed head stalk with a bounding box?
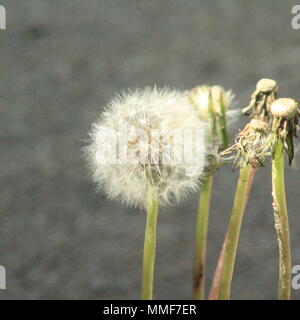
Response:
[272,138,291,300]
[141,187,158,300]
[86,87,210,300]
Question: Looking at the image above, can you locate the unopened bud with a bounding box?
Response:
[188,86,211,119]
[211,86,225,114]
[189,85,233,118]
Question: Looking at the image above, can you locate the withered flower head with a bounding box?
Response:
[270,98,299,164]
[242,78,278,118]
[270,98,298,119]
[220,118,270,169]
[256,78,278,94]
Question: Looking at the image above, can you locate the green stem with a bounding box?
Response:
[217,96,229,149]
[218,165,253,300]
[209,167,255,300]
[272,139,291,300]
[193,174,214,299]
[141,187,158,300]
[218,115,229,150]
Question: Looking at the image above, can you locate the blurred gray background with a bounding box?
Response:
[1,0,300,299]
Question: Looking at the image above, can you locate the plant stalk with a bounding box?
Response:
[141,187,158,300]
[272,139,291,300]
[218,164,253,299]
[209,167,255,299]
[217,95,229,149]
[193,174,214,299]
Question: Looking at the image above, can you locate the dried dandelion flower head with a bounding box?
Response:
[270,98,298,119]
[85,87,208,208]
[270,98,300,164]
[222,117,270,168]
[243,78,278,118]
[256,78,278,94]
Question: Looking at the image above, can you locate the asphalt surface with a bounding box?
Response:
[1,0,300,299]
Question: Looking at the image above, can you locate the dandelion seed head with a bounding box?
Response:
[85,87,208,209]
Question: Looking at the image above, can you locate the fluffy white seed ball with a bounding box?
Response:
[85,87,208,208]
